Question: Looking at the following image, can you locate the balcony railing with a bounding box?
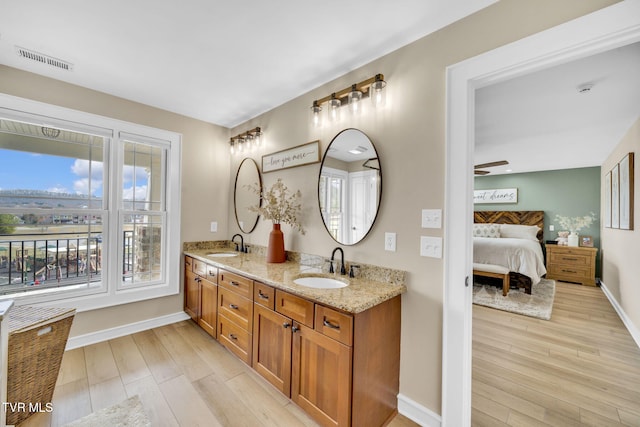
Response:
[0,231,133,295]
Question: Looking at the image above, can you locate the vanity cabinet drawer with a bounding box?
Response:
[218,314,252,364]
[192,258,207,276]
[219,269,253,298]
[275,290,314,328]
[254,282,275,310]
[218,287,253,331]
[185,255,194,272]
[315,305,353,346]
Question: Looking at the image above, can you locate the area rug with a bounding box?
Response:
[473,278,556,320]
[64,395,150,427]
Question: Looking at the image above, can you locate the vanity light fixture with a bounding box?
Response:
[229,127,262,155]
[310,73,386,124]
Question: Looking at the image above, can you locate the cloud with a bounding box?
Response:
[71,159,103,179]
[123,165,148,184]
[73,178,103,195]
[71,159,103,195]
[47,185,69,193]
[123,185,148,201]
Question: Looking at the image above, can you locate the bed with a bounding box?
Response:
[473,211,547,294]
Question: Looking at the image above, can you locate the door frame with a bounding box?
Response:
[442,2,640,425]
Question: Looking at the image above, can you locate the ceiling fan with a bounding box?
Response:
[474,160,509,175]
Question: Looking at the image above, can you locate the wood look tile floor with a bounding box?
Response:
[472,281,640,426]
[17,320,419,427]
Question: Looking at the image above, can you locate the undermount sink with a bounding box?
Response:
[293,275,348,289]
[206,252,238,258]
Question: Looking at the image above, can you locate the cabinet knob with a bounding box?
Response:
[229,304,239,310]
[291,325,300,333]
[283,322,291,329]
[230,281,240,287]
[229,333,238,340]
[258,290,269,300]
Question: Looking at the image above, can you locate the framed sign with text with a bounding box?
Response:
[473,188,518,204]
[262,140,320,173]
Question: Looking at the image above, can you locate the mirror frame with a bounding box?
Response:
[234,157,262,233]
[318,128,382,246]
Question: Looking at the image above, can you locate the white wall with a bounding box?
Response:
[601,117,640,340]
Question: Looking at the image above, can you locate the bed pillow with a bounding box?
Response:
[499,223,540,241]
[473,223,501,238]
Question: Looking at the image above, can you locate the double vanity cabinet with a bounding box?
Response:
[183,252,404,427]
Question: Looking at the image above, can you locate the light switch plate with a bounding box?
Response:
[422,209,442,229]
[210,221,218,233]
[420,236,442,258]
[385,232,397,252]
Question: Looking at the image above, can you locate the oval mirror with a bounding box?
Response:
[318,128,382,245]
[234,158,262,233]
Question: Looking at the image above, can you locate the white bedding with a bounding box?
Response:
[473,237,547,285]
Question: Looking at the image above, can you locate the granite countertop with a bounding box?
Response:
[184,248,406,314]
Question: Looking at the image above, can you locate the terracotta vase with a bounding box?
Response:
[267,223,286,263]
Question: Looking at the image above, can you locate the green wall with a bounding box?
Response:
[474,167,601,276]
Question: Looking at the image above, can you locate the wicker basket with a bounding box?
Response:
[6,306,75,426]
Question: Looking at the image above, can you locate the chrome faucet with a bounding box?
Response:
[330,247,346,275]
[231,234,245,252]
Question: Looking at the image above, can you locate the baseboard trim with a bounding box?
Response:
[398,393,441,427]
[65,311,190,350]
[600,281,640,349]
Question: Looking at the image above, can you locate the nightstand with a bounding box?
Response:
[545,244,598,286]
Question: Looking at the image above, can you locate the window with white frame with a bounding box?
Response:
[0,96,181,308]
[319,167,348,242]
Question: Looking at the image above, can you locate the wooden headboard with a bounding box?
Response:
[474,211,544,242]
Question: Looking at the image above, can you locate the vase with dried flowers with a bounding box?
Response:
[246,178,305,262]
[555,212,596,246]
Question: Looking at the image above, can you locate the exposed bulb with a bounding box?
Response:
[328,93,340,122]
[311,101,322,127]
[370,75,387,107]
[348,84,362,114]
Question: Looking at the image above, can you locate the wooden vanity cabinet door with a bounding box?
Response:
[184,268,200,321]
[198,276,217,337]
[291,322,352,427]
[252,304,292,396]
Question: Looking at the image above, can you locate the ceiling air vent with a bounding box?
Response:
[15,46,74,71]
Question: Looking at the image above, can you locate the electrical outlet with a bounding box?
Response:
[420,236,442,258]
[385,232,396,252]
[549,225,555,231]
[210,221,218,232]
[422,209,442,229]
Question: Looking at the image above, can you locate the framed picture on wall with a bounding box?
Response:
[604,171,612,228]
[612,164,620,229]
[619,152,634,230]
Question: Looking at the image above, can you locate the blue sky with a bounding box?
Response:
[0,149,81,193]
[0,149,147,199]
